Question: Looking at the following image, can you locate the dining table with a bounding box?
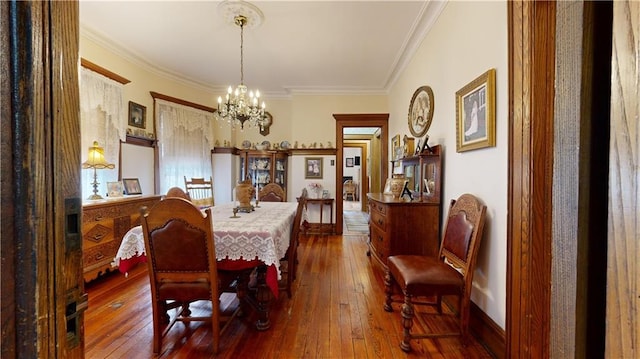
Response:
[113,200,298,330]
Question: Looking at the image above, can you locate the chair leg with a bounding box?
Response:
[460,295,470,346]
[400,293,414,352]
[152,300,163,355]
[383,269,394,312]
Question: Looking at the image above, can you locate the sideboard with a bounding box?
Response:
[82,195,162,282]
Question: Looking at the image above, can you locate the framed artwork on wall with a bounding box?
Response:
[128,101,146,129]
[456,68,496,152]
[408,85,434,137]
[345,157,354,167]
[305,157,323,179]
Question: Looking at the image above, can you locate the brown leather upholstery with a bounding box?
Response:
[184,176,214,207]
[258,183,286,202]
[165,186,191,200]
[384,193,486,352]
[140,197,238,355]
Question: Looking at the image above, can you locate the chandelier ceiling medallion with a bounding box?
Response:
[216,0,268,131]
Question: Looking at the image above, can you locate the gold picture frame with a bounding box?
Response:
[456,68,496,152]
[305,157,323,179]
[408,86,434,137]
[128,101,146,129]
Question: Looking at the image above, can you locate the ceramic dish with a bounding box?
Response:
[261,140,271,150]
[242,140,251,149]
[280,140,290,149]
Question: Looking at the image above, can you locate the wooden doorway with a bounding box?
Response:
[334,114,388,235]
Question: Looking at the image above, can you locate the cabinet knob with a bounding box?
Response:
[94,215,103,221]
[94,252,104,260]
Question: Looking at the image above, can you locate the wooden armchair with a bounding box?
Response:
[258,182,286,202]
[140,198,238,355]
[184,176,214,207]
[383,193,487,351]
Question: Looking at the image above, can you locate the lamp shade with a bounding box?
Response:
[82,141,115,169]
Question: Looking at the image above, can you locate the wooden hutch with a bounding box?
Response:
[367,145,443,272]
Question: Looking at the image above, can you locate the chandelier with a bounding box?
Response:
[216,6,268,131]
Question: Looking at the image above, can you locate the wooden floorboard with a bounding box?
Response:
[84,231,495,358]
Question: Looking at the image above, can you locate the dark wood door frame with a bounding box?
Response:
[334,114,388,234]
[342,141,369,211]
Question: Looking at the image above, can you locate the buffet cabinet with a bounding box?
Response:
[240,150,289,200]
[367,194,441,272]
[82,195,162,282]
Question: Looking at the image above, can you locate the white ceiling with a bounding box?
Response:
[79,1,445,97]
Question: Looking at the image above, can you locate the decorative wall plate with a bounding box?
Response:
[280,140,290,149]
[408,86,434,137]
[261,140,271,149]
[242,140,251,149]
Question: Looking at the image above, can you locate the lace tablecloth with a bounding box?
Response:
[114,201,298,292]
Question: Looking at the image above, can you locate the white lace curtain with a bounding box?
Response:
[79,67,126,199]
[155,99,214,194]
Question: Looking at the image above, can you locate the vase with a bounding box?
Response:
[235,179,254,212]
[388,174,407,199]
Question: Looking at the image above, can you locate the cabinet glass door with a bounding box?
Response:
[274,156,287,188]
[249,155,271,195]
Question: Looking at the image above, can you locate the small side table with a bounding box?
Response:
[305,198,334,235]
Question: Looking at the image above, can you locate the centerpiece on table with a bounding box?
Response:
[307,182,323,199]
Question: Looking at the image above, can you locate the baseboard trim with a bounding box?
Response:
[470,301,506,359]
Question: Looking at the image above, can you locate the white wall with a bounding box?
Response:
[343,147,362,184]
[388,1,507,328]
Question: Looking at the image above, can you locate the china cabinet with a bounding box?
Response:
[240,150,289,200]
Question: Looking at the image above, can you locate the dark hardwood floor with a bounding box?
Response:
[84,230,494,358]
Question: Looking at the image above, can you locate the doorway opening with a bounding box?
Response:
[334,114,389,235]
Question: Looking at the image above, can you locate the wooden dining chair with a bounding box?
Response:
[140,197,239,355]
[184,176,214,207]
[279,196,306,298]
[258,182,286,202]
[383,193,487,352]
[343,180,357,201]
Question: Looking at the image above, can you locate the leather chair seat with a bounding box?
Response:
[388,255,463,295]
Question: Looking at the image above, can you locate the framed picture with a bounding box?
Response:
[305,157,323,179]
[345,157,354,167]
[122,178,142,195]
[354,156,360,166]
[456,68,496,152]
[322,189,330,199]
[106,181,124,197]
[408,85,435,137]
[128,101,146,129]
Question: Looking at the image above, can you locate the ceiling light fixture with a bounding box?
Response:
[216,1,268,131]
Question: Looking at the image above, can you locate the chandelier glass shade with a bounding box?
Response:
[216,14,268,131]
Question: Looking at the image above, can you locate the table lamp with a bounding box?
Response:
[82,141,115,200]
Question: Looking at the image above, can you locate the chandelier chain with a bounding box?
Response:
[216,13,268,131]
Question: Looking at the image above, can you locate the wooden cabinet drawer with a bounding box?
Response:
[82,195,161,282]
[369,210,386,231]
[370,226,389,262]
